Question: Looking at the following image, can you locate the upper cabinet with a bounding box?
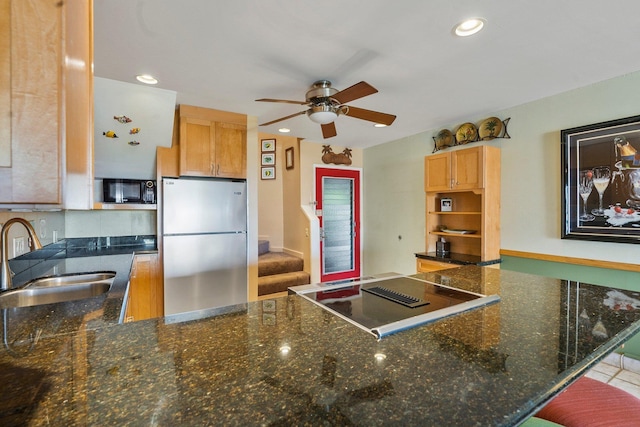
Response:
[179,105,247,179]
[0,0,93,208]
[1,0,63,204]
[425,146,485,192]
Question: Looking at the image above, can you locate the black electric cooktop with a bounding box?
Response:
[295,276,500,338]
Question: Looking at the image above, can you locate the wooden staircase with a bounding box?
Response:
[258,240,310,297]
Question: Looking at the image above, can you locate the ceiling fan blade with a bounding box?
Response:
[343,106,396,126]
[321,122,337,139]
[331,81,378,104]
[259,110,307,126]
[255,98,308,105]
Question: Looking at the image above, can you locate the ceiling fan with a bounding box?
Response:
[256,80,396,139]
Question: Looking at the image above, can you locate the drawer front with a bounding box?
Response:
[416,258,460,273]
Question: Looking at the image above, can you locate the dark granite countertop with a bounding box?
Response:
[2,265,640,426]
[415,251,501,266]
[4,236,157,331]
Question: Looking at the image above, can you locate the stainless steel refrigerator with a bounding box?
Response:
[162,177,247,316]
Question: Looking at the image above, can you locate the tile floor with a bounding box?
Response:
[586,353,640,399]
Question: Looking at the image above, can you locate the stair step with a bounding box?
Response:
[258,252,304,276]
[258,271,310,296]
[258,240,270,256]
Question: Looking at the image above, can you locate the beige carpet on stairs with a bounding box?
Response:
[258,252,310,296]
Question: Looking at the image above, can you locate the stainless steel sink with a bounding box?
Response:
[0,272,115,308]
[26,272,115,288]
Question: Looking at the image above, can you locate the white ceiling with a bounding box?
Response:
[94,0,640,149]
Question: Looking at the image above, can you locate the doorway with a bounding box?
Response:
[315,167,361,282]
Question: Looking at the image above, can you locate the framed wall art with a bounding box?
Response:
[261,139,276,152]
[561,114,640,243]
[261,167,275,180]
[261,153,275,166]
[285,147,294,170]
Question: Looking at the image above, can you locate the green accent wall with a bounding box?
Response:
[501,256,640,360]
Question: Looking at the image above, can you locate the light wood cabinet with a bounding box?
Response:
[0,0,62,204]
[416,258,460,273]
[179,105,247,178]
[0,0,92,207]
[423,146,501,270]
[425,145,484,191]
[125,253,163,322]
[0,0,93,207]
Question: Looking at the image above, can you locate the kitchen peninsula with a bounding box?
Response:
[1,249,640,425]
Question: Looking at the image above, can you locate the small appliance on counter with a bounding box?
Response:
[102,178,156,204]
[436,237,450,256]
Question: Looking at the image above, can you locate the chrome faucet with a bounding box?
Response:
[1,218,43,291]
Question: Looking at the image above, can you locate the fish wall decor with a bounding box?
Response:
[113,115,132,123]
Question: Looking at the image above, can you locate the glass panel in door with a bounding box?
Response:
[315,167,361,282]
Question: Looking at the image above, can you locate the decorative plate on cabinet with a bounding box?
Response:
[434,129,454,150]
[478,117,503,140]
[455,123,478,144]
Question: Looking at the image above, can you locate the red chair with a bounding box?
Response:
[535,376,640,427]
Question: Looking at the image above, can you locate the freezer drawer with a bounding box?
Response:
[163,233,247,316]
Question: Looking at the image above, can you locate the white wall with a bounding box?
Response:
[247,116,260,301]
[363,71,640,276]
[94,78,176,180]
[363,134,428,275]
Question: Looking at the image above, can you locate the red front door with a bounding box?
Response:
[315,167,361,282]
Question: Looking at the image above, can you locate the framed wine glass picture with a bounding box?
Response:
[561,114,640,243]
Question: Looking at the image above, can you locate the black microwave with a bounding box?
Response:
[103,179,156,204]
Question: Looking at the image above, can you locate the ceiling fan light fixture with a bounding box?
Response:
[454,18,486,37]
[307,104,338,124]
[278,128,290,133]
[374,123,387,128]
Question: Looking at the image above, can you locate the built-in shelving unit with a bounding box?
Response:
[419,145,501,272]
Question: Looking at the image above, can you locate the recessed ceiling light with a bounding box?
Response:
[454,18,486,37]
[374,123,387,128]
[136,74,158,85]
[278,128,290,133]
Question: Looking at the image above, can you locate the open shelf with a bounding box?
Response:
[431,231,482,239]
[428,211,481,215]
